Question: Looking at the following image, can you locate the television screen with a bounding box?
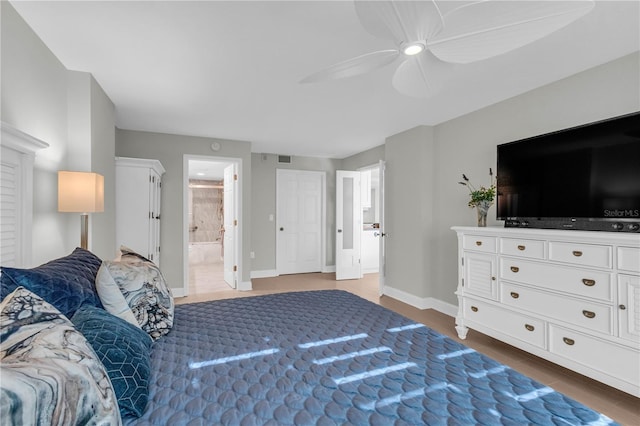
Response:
[497,113,640,221]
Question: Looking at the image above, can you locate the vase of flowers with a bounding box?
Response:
[458,169,496,227]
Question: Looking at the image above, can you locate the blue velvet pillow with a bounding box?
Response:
[71,304,153,419]
[0,247,103,318]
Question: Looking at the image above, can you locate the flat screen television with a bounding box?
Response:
[496,112,640,232]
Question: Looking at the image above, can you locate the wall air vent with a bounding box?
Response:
[278,155,292,164]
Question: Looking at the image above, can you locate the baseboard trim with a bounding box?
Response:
[237,280,252,291]
[322,265,336,273]
[250,269,277,279]
[427,298,458,317]
[172,288,185,298]
[383,285,458,317]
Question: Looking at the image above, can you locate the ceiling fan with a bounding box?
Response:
[300,0,595,97]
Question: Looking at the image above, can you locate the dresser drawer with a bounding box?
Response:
[463,298,545,349]
[463,235,497,253]
[500,238,545,260]
[501,283,613,335]
[549,324,640,389]
[618,246,640,273]
[500,258,613,302]
[548,241,612,269]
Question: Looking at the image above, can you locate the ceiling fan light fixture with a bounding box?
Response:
[402,42,425,56]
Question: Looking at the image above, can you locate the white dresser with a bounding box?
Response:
[452,226,640,397]
[115,157,165,265]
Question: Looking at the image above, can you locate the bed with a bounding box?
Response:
[131,290,615,425]
[0,249,617,425]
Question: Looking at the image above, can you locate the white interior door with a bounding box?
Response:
[223,164,237,288]
[336,170,362,280]
[276,170,323,275]
[378,160,386,294]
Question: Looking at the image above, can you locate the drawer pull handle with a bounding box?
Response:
[582,278,595,287]
[517,245,526,251]
[491,276,496,281]
[619,304,626,310]
[471,306,478,312]
[510,292,520,299]
[524,324,535,332]
[475,241,482,246]
[572,250,583,257]
[582,310,596,319]
[510,266,519,273]
[563,337,575,346]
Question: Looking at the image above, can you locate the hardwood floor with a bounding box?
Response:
[176,272,639,425]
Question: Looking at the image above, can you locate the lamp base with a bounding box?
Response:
[80,213,88,249]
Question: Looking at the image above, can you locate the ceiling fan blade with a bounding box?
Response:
[392,51,453,98]
[300,50,400,83]
[354,0,444,45]
[428,0,595,64]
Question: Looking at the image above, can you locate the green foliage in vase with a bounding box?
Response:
[458,169,496,208]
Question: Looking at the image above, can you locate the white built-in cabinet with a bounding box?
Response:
[115,157,165,265]
[452,226,640,397]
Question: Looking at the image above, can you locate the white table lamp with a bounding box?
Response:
[58,171,104,249]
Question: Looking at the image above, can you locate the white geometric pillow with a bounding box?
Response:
[101,260,174,340]
[0,287,121,425]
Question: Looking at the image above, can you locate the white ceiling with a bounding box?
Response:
[188,159,230,181]
[10,1,640,159]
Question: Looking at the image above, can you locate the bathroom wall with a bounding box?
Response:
[189,179,223,243]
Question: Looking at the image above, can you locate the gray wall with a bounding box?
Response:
[67,71,116,259]
[116,129,252,289]
[384,126,435,298]
[1,2,115,264]
[89,77,117,259]
[384,52,640,306]
[341,144,385,171]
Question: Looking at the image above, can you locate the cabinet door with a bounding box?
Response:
[147,170,162,265]
[618,274,640,342]
[464,252,498,300]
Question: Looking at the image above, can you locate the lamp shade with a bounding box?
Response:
[58,171,104,213]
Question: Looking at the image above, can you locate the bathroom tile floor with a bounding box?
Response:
[188,242,232,294]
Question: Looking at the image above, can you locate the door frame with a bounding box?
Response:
[275,169,326,276]
[377,160,386,295]
[181,154,243,297]
[223,163,238,288]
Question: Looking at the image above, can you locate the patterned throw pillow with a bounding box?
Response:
[95,262,140,328]
[119,245,152,264]
[0,247,103,318]
[0,287,121,426]
[101,260,174,340]
[72,305,153,418]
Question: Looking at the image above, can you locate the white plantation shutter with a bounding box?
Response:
[0,123,49,267]
[1,158,20,266]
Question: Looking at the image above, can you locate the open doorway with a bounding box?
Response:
[184,157,238,296]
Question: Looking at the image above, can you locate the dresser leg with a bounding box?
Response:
[455,323,468,339]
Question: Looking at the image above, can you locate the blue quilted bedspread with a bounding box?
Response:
[129,290,616,425]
